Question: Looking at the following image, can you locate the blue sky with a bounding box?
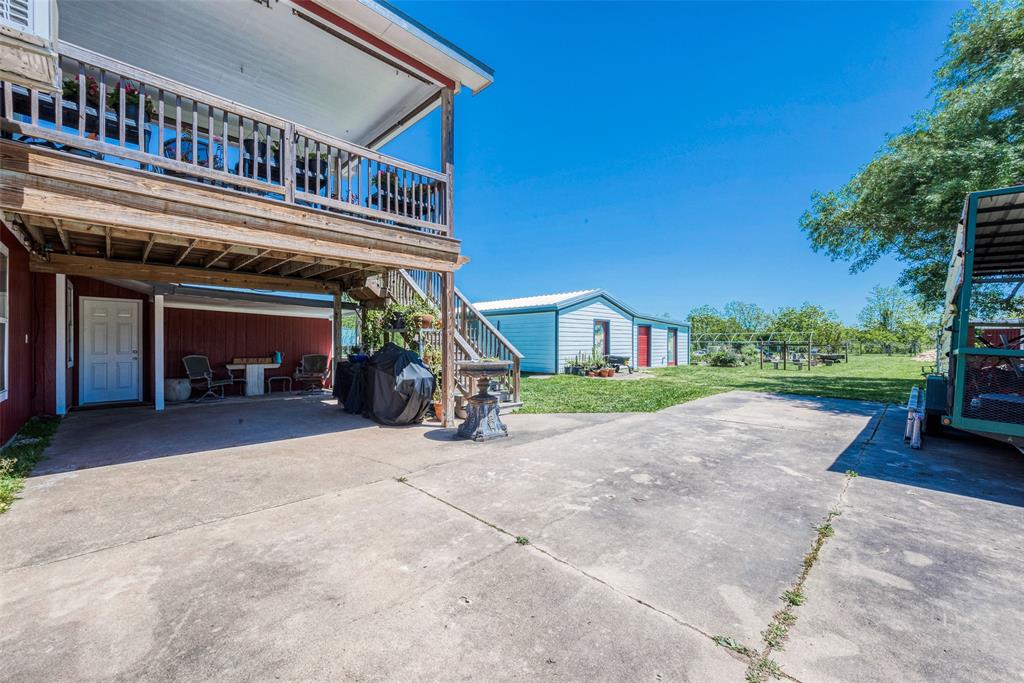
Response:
[382,1,967,324]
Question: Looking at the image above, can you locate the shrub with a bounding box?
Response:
[706,350,743,367]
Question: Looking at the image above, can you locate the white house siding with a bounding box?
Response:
[558,299,632,372]
[634,318,691,367]
[483,311,556,373]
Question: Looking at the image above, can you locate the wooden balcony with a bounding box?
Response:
[0,42,459,293]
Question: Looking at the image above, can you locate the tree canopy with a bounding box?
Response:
[800,1,1024,307]
[856,285,932,351]
[688,301,848,345]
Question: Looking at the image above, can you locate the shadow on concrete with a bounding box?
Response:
[828,410,1024,508]
[35,394,383,474]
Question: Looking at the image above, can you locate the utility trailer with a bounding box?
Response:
[922,185,1024,450]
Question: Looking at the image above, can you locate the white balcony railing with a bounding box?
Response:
[0,42,451,236]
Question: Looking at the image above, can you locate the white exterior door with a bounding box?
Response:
[80,297,142,404]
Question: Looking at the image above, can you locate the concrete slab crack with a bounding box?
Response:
[726,405,890,682]
[397,478,751,667]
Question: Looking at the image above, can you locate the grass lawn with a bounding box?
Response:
[0,417,61,514]
[519,354,924,414]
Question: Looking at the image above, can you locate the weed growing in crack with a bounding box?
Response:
[515,536,530,545]
[761,621,788,650]
[396,476,408,483]
[845,469,859,477]
[816,521,835,538]
[782,589,805,606]
[711,635,757,659]
[745,656,783,683]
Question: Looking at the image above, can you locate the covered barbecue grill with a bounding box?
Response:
[355,343,436,425]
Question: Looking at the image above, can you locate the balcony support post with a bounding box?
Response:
[440,87,454,236]
[441,269,456,427]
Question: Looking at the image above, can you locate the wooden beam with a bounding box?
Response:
[204,246,233,268]
[281,258,320,277]
[141,233,156,263]
[440,87,455,237]
[295,262,344,279]
[104,227,112,259]
[441,270,456,427]
[259,255,297,274]
[333,292,345,366]
[319,264,362,280]
[24,220,46,249]
[175,239,198,265]
[0,142,461,261]
[0,213,43,257]
[233,248,272,271]
[53,218,72,253]
[1,168,457,272]
[31,254,342,294]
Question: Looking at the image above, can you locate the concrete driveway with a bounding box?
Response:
[1,391,1022,681]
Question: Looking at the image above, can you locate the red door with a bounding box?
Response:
[637,325,651,367]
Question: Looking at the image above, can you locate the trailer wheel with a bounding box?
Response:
[925,412,944,437]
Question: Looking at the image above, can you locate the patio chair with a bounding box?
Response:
[182,354,239,401]
[294,354,330,392]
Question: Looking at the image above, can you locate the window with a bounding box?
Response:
[0,242,8,401]
[0,0,31,31]
[593,320,609,356]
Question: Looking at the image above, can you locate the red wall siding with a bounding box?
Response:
[69,277,153,406]
[971,327,1024,349]
[0,229,57,442]
[164,308,331,386]
[31,273,57,418]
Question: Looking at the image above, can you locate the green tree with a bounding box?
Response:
[856,285,932,352]
[722,301,772,331]
[688,302,770,333]
[801,1,1024,306]
[768,303,846,346]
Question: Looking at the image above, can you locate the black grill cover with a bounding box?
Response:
[360,343,436,425]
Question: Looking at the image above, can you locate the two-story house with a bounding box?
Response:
[0,0,516,439]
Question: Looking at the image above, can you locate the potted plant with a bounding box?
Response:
[62,75,101,108]
[413,312,436,329]
[107,80,155,121]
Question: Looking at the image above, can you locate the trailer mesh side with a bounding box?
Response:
[960,353,1024,426]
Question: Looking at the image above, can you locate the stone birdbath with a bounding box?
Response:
[455,359,512,441]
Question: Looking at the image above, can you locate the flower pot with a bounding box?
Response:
[433,401,443,421]
[585,371,596,377]
[601,368,614,378]
[388,312,407,331]
[164,378,192,403]
[414,314,435,329]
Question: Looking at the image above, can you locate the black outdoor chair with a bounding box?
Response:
[182,354,242,401]
[294,354,330,392]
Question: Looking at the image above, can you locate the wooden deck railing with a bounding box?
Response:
[0,42,450,236]
[393,269,522,404]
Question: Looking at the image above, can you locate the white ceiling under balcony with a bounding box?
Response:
[57,0,440,151]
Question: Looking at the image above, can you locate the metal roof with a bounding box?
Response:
[474,289,689,328]
[970,185,1024,277]
[474,289,600,312]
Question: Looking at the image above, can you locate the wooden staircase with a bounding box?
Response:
[379,269,523,408]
